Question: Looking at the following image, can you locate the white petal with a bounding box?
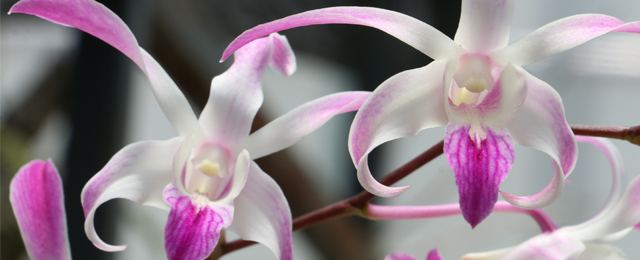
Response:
[244,91,370,159]
[81,137,183,251]
[502,231,585,260]
[349,60,451,197]
[576,243,628,260]
[217,150,251,204]
[455,0,515,53]
[228,162,293,260]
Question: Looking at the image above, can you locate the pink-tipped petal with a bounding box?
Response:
[140,48,201,137]
[244,91,370,159]
[445,123,515,228]
[199,36,273,145]
[455,0,514,52]
[81,137,183,251]
[229,162,293,260]
[349,60,450,197]
[501,161,565,210]
[163,189,232,260]
[426,249,444,260]
[221,7,457,62]
[502,231,585,260]
[10,0,143,68]
[385,252,418,260]
[269,33,297,76]
[502,15,640,66]
[10,160,71,260]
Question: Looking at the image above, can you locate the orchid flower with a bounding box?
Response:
[9,1,370,259]
[219,0,640,227]
[10,160,71,260]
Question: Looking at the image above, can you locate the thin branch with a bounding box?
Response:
[221,124,639,255]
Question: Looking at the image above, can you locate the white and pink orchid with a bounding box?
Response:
[10,160,71,260]
[220,0,640,227]
[9,1,370,259]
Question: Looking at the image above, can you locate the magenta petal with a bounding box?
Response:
[10,160,71,260]
[445,123,515,228]
[385,252,418,260]
[635,223,640,231]
[164,192,232,260]
[426,249,443,260]
[10,0,143,68]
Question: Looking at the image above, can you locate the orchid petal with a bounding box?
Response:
[221,7,458,62]
[245,91,370,159]
[385,252,418,260]
[9,0,143,68]
[566,175,640,241]
[445,123,515,228]
[10,160,71,260]
[9,0,201,137]
[163,190,232,260]
[200,34,293,145]
[229,162,293,260]
[502,231,585,260]
[577,243,628,260]
[636,223,640,231]
[81,137,183,251]
[349,60,450,197]
[501,72,576,209]
[426,249,444,260]
[462,248,511,260]
[269,33,297,76]
[455,0,514,52]
[501,15,640,66]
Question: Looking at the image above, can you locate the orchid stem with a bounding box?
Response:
[364,202,557,233]
[220,124,637,255]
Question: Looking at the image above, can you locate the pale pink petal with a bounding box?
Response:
[228,162,293,260]
[221,7,458,62]
[200,34,292,145]
[9,0,143,68]
[445,63,528,128]
[349,60,450,197]
[567,175,640,241]
[10,160,71,260]
[445,123,515,228]
[163,189,232,260]
[81,137,183,251]
[503,231,585,260]
[501,72,576,209]
[501,15,640,66]
[455,0,514,52]
[140,48,201,137]
[426,249,444,260]
[244,91,370,159]
[269,33,297,76]
[385,252,418,260]
[577,243,628,260]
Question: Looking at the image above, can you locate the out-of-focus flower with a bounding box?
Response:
[10,159,71,260]
[219,0,640,227]
[386,249,443,260]
[9,1,370,259]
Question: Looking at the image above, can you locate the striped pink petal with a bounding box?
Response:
[10,160,71,260]
[444,123,515,228]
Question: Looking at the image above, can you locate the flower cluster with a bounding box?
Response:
[7,0,640,259]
